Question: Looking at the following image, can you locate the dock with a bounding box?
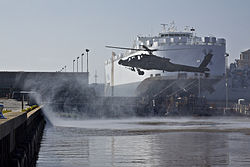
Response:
[0,107,45,167]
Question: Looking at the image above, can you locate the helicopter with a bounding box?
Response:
[106,45,213,75]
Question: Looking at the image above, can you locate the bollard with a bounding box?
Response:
[22,94,24,110]
[0,103,6,119]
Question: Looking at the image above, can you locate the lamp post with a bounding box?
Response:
[77,56,79,72]
[81,53,84,72]
[198,74,201,98]
[196,59,201,98]
[225,53,229,111]
[73,60,75,72]
[86,49,89,73]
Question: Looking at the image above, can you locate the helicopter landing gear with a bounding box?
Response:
[130,67,135,71]
[205,72,210,78]
[137,69,144,75]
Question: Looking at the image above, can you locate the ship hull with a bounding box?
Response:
[105,76,250,102]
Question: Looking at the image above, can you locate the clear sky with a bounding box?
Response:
[0,0,249,83]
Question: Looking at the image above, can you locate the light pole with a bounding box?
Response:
[81,53,84,72]
[196,59,201,98]
[86,49,89,73]
[77,56,80,72]
[225,53,229,111]
[198,73,201,98]
[73,60,75,72]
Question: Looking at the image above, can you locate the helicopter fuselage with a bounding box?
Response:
[118,53,211,73]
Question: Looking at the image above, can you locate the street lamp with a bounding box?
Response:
[198,74,201,98]
[86,49,89,73]
[81,53,84,72]
[225,53,229,111]
[196,59,201,98]
[77,56,80,72]
[73,60,75,72]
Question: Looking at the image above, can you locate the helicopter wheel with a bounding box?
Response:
[205,73,210,78]
[137,69,144,75]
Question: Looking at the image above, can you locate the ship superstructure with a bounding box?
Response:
[105,23,226,96]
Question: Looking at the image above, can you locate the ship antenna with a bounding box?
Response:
[161,23,168,33]
[184,26,190,31]
[168,21,177,32]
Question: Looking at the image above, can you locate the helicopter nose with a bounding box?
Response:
[118,60,123,64]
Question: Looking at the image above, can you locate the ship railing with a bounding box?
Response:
[156,38,225,46]
[165,41,224,46]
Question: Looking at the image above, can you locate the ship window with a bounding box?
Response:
[155,74,161,77]
[150,74,153,77]
[161,34,189,37]
[243,55,249,60]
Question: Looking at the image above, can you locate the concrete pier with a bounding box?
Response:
[0,107,45,167]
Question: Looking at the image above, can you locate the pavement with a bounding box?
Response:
[0,98,28,112]
[0,111,25,125]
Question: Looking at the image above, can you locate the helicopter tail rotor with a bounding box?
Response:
[202,49,213,55]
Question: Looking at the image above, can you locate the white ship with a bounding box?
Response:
[105,23,226,97]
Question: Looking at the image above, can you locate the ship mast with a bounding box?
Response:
[161,23,168,33]
[168,21,177,32]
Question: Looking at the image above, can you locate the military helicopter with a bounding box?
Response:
[106,45,213,75]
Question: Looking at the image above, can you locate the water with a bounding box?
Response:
[37,117,250,167]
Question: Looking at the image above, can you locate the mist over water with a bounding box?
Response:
[49,117,250,134]
[22,75,250,166]
[25,75,141,125]
[33,84,250,166]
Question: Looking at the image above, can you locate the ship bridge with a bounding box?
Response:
[159,32,192,38]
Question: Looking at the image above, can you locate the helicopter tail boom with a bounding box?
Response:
[198,53,213,69]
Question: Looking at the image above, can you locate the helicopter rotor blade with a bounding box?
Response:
[155,48,194,51]
[105,45,143,51]
[140,45,190,52]
[141,45,151,51]
[106,45,197,52]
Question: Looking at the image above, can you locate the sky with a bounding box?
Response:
[0,0,250,83]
